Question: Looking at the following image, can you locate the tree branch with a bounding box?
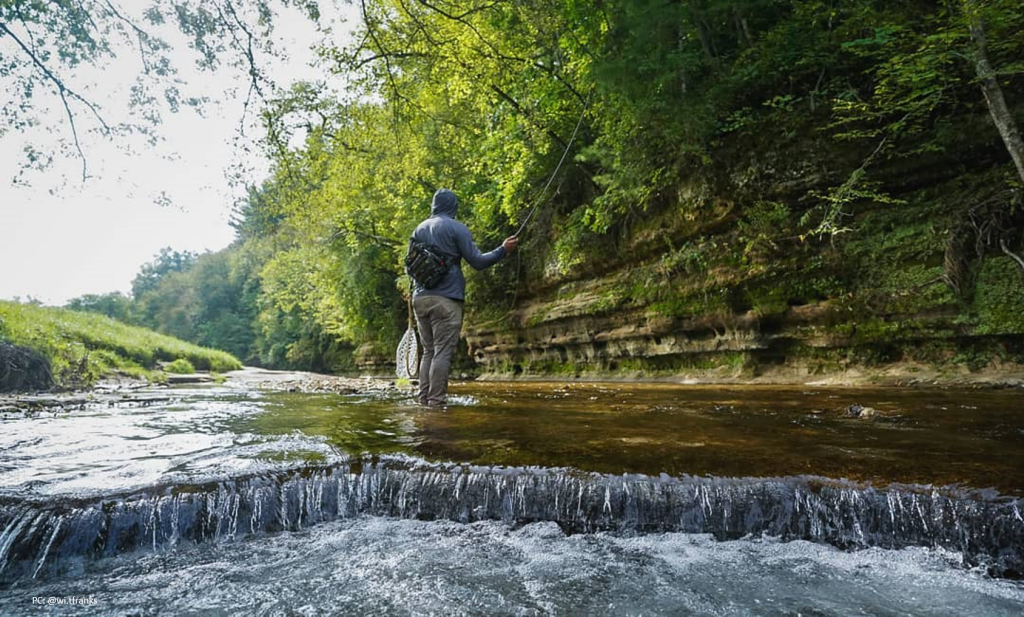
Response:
[416,0,494,50]
[352,50,427,70]
[360,0,407,108]
[211,0,267,134]
[331,221,398,247]
[0,20,114,180]
[966,6,1024,185]
[490,84,568,149]
[58,82,88,180]
[98,0,157,72]
[1000,238,1024,272]
[413,0,585,105]
[395,0,444,48]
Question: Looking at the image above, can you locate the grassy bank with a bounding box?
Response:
[0,300,242,389]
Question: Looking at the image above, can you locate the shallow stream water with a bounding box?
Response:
[1,376,1022,614]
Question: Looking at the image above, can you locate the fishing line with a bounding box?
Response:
[504,94,590,314]
[398,94,591,378]
[514,92,591,238]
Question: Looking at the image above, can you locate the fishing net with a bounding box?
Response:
[396,327,419,379]
[397,286,419,379]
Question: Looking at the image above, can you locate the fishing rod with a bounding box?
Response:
[398,95,591,379]
[514,93,591,238]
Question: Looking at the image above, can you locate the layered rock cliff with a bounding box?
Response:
[463,124,1024,385]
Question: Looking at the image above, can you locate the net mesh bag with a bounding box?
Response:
[396,327,418,379]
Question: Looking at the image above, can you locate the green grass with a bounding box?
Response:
[0,300,242,389]
[164,358,197,374]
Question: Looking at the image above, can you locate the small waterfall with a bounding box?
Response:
[1,457,1021,582]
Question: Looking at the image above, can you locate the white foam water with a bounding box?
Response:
[2,517,1021,615]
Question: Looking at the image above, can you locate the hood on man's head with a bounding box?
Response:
[431,188,459,217]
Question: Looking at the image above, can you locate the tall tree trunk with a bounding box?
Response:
[690,8,716,61]
[966,8,1024,184]
[733,5,752,48]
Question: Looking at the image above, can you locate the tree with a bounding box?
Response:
[963,0,1024,184]
[1,0,323,181]
[131,247,198,298]
[65,291,134,322]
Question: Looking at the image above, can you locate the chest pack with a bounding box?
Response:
[404,238,452,289]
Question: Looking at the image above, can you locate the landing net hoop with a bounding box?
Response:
[396,289,419,379]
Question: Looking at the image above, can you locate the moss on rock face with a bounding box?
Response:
[973,257,1024,335]
[462,139,1024,384]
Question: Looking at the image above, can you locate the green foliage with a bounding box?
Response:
[840,204,960,314]
[65,292,135,322]
[737,201,791,259]
[164,358,197,374]
[44,0,1021,378]
[2,0,321,177]
[121,247,259,363]
[132,248,198,299]
[0,300,241,388]
[743,271,843,318]
[973,257,1024,334]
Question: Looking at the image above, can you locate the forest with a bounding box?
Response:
[54,0,1024,378]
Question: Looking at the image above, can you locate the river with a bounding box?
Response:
[1,372,1022,614]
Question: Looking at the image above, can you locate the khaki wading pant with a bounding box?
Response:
[413,295,464,406]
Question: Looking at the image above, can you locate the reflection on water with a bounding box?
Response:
[1,378,1023,607]
[1,380,1022,499]
[247,381,1024,494]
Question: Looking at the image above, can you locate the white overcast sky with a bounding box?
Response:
[0,2,356,305]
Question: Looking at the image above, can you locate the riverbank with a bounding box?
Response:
[477,359,1024,389]
[4,360,1020,416]
[0,366,399,414]
[223,366,398,394]
[0,301,241,392]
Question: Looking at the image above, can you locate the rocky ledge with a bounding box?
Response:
[0,367,399,415]
[224,366,399,394]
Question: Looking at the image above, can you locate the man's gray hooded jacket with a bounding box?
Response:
[410,189,506,301]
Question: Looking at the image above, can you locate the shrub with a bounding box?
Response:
[164,358,197,374]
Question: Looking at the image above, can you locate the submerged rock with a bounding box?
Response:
[165,373,215,384]
[846,404,877,418]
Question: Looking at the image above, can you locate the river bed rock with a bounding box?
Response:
[223,367,399,395]
[0,367,398,414]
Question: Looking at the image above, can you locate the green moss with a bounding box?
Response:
[525,309,550,328]
[832,317,956,345]
[739,268,844,317]
[973,257,1024,334]
[648,287,732,319]
[521,360,586,377]
[616,352,749,375]
[844,217,944,267]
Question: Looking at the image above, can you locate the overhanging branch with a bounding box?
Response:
[0,20,114,180]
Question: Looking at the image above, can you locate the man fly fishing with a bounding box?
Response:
[406,188,517,407]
